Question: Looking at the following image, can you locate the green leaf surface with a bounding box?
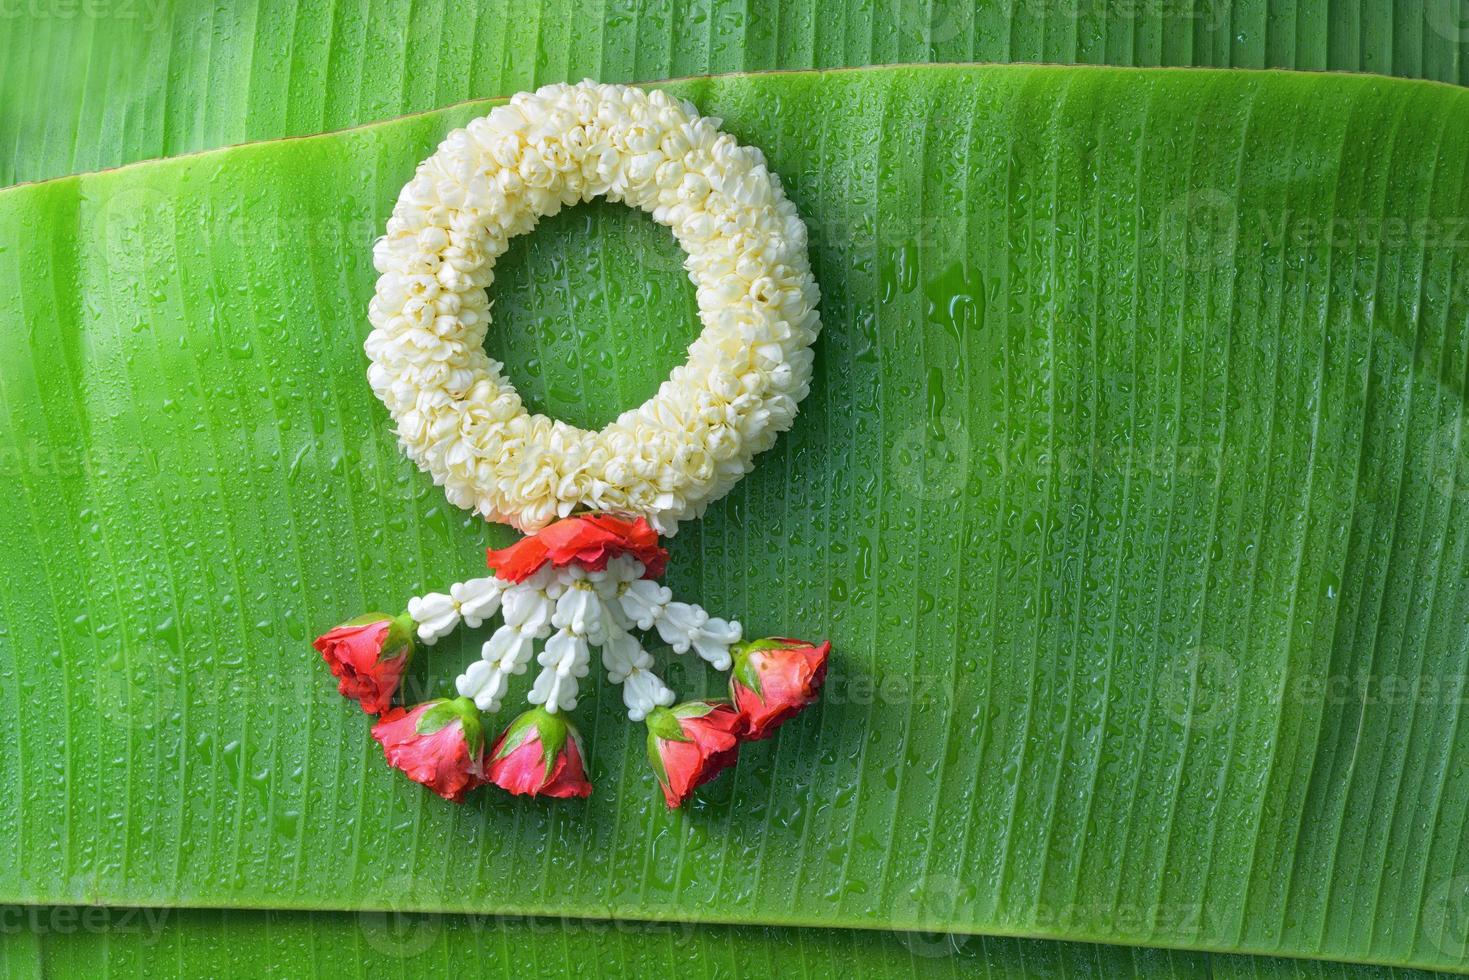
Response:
[0,906,1458,979]
[2,63,1469,971]
[6,0,1469,187]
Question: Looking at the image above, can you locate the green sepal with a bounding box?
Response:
[730,644,765,701]
[644,706,690,788]
[338,611,416,666]
[416,697,485,757]
[740,638,793,654]
[672,699,728,720]
[646,706,691,740]
[495,707,572,783]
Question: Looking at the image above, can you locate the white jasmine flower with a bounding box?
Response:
[407,591,459,645]
[528,628,592,713]
[451,576,507,628]
[455,622,540,712]
[619,578,672,631]
[484,623,538,671]
[553,582,609,643]
[457,658,511,712]
[655,602,742,670]
[620,667,675,722]
[500,568,561,636]
[599,624,651,681]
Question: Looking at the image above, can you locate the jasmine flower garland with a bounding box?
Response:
[318,83,833,808]
[366,80,822,535]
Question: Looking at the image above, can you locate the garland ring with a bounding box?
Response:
[366,80,822,534]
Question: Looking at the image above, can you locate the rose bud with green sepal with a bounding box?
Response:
[729,637,831,740]
[645,700,745,808]
[370,698,486,803]
[485,707,592,799]
[313,612,415,714]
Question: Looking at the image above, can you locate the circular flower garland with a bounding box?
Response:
[319,81,833,809]
[366,79,822,534]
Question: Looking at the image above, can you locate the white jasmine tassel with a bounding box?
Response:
[528,628,591,713]
[655,601,742,671]
[599,621,676,721]
[597,556,645,597]
[452,576,508,628]
[457,658,511,713]
[599,625,651,682]
[455,622,539,712]
[407,591,460,645]
[619,578,672,630]
[620,666,675,722]
[687,617,742,671]
[554,567,612,643]
[501,566,561,637]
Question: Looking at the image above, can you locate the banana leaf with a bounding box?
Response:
[0,905,1455,978]
[3,62,1469,972]
[7,0,1469,187]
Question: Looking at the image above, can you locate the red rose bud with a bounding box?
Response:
[646,700,744,808]
[486,514,668,583]
[729,638,831,740]
[486,707,592,799]
[371,698,486,803]
[313,612,415,714]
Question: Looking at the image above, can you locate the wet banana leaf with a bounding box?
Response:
[6,0,1469,187]
[2,63,1469,972]
[0,905,1457,978]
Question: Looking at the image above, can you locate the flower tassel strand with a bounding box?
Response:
[314,514,830,806]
